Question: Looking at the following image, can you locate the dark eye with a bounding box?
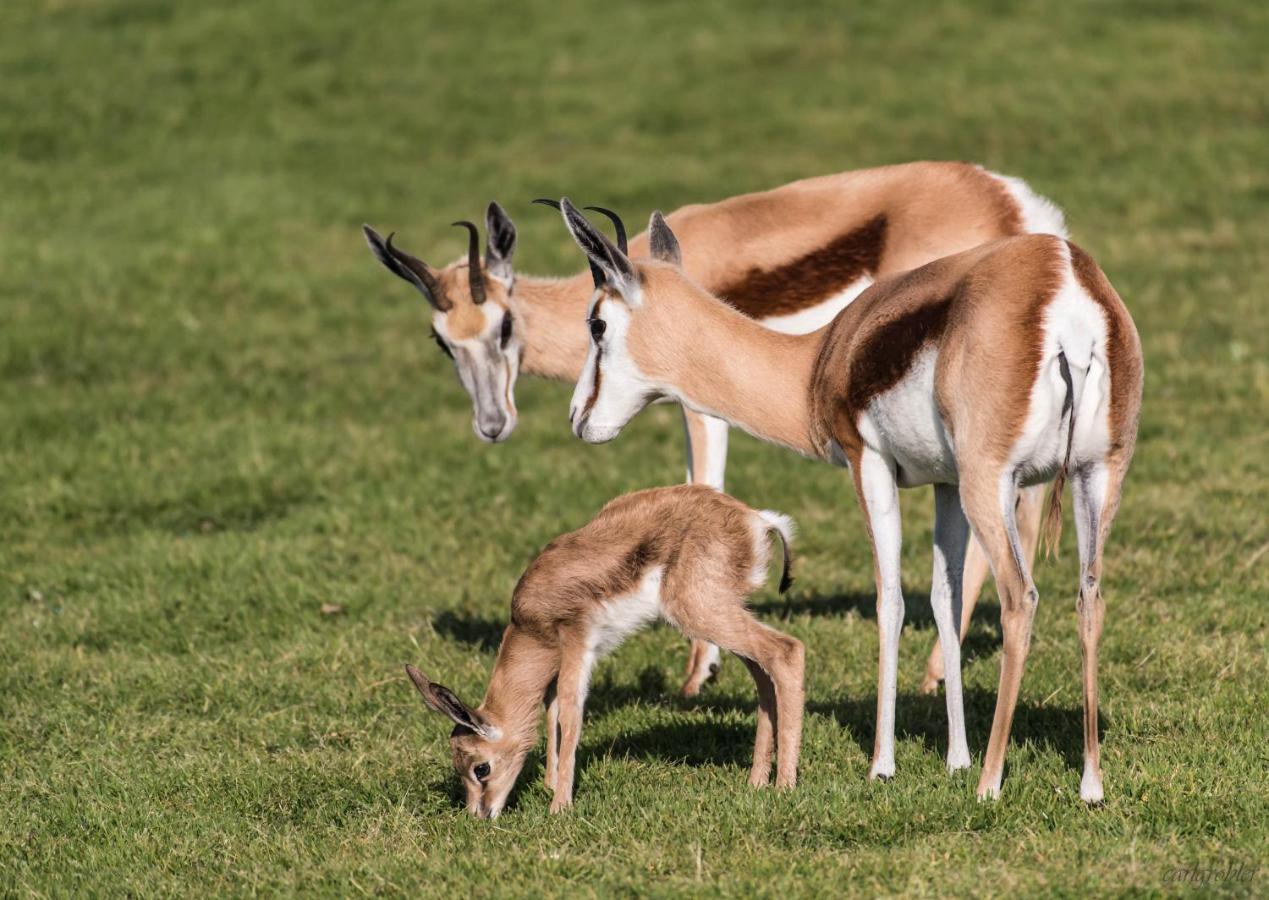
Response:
[500,312,513,348]
[473,762,491,780]
[430,327,453,359]
[588,318,606,342]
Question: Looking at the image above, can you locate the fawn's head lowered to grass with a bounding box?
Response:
[404,663,535,820]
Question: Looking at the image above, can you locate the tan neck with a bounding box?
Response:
[479,626,559,746]
[511,274,594,381]
[638,282,823,457]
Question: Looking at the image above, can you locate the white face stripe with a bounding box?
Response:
[570,298,659,443]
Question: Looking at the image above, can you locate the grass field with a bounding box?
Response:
[2,0,1267,895]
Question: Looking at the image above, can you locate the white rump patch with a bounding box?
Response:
[984,169,1069,238]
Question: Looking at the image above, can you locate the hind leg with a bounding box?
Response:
[544,678,559,793]
[930,483,971,772]
[739,656,777,786]
[679,409,729,696]
[1071,459,1128,804]
[960,467,1040,800]
[693,601,804,789]
[921,483,1046,694]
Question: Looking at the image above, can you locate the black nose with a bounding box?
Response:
[480,424,502,440]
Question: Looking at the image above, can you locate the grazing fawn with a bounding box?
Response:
[556,201,1142,802]
[405,485,805,818]
[364,161,1065,696]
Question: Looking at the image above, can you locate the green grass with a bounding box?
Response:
[2,0,1267,895]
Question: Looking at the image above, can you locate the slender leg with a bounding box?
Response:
[543,678,559,793]
[1071,462,1127,804]
[854,447,905,781]
[770,635,805,788]
[679,409,729,696]
[739,656,777,786]
[921,483,1047,694]
[930,483,972,772]
[550,646,591,813]
[699,602,804,789]
[960,469,1039,800]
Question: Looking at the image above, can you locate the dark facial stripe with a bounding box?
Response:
[718,215,888,318]
[579,297,606,422]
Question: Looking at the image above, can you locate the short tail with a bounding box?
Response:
[758,510,796,592]
[1043,351,1076,557]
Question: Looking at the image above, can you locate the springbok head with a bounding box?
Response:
[404,664,528,819]
[363,203,520,442]
[556,198,686,443]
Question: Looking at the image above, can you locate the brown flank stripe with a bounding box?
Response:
[719,215,888,318]
[846,296,953,415]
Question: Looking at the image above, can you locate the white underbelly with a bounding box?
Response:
[857,348,957,487]
[586,566,664,659]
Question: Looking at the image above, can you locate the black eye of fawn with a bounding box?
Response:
[589,318,606,342]
[430,327,453,359]
[473,762,491,781]
[500,312,513,348]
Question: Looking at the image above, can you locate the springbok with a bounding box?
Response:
[404,484,804,818]
[364,161,1065,696]
[557,201,1142,801]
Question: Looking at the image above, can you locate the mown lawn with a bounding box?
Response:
[1,0,1266,895]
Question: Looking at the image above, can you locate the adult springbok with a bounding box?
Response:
[405,484,804,818]
[557,200,1142,802]
[364,161,1064,696]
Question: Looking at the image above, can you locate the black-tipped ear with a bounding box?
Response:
[363,226,450,311]
[405,664,491,736]
[648,211,682,266]
[485,202,517,282]
[559,198,640,304]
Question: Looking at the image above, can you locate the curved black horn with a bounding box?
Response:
[535,199,604,289]
[451,221,487,304]
[382,231,450,311]
[584,206,627,253]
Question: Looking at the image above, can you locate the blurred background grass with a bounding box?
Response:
[1,0,1266,895]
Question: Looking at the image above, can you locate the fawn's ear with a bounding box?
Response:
[648,211,681,266]
[484,202,516,283]
[363,226,450,311]
[559,198,641,306]
[405,664,492,737]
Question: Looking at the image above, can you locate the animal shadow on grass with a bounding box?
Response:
[432,609,505,652]
[818,688,1099,772]
[752,587,1004,669]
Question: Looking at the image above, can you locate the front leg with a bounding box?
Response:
[854,447,904,781]
[550,646,591,813]
[679,408,730,696]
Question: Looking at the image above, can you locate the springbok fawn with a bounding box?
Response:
[364,161,1064,696]
[404,484,805,818]
[557,201,1142,801]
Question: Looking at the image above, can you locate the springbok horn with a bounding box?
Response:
[384,232,451,311]
[534,198,604,289]
[451,221,487,304]
[584,206,628,254]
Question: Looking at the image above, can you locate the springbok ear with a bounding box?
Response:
[362,225,450,311]
[559,198,640,305]
[405,664,491,737]
[484,202,516,283]
[648,211,682,266]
